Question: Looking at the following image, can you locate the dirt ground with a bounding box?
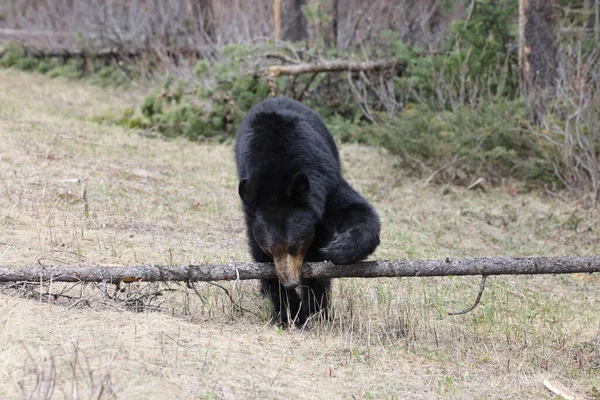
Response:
[1,69,599,399]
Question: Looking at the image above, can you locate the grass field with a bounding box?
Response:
[1,69,599,399]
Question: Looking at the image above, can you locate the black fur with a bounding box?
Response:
[235,97,380,326]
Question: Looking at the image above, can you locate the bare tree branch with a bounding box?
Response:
[1,255,599,283]
[263,52,301,64]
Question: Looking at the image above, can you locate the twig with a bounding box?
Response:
[159,90,196,99]
[594,321,600,368]
[467,177,487,191]
[423,156,460,186]
[189,280,260,318]
[297,72,318,102]
[67,298,91,310]
[448,275,488,316]
[347,72,375,122]
[543,379,585,400]
[463,0,476,30]
[205,281,261,319]
[264,53,300,64]
[345,0,378,48]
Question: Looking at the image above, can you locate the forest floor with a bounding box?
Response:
[1,69,599,399]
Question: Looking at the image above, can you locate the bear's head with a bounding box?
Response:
[238,172,317,289]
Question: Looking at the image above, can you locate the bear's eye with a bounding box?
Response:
[288,244,298,256]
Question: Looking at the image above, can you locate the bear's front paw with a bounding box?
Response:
[320,231,359,265]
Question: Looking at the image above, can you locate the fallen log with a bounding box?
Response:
[0,43,210,60]
[0,45,140,60]
[0,46,141,59]
[268,59,404,77]
[0,28,78,38]
[0,255,599,283]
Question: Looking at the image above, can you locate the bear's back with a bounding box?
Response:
[235,98,340,184]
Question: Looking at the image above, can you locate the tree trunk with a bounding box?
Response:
[281,0,308,42]
[1,255,600,283]
[595,0,600,44]
[331,0,339,48]
[192,0,215,43]
[519,0,557,115]
[274,0,281,40]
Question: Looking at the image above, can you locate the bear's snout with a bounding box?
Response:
[282,280,299,290]
[273,253,303,290]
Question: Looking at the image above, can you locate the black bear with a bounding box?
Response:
[235,97,380,326]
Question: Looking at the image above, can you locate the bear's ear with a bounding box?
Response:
[238,179,256,208]
[287,172,310,204]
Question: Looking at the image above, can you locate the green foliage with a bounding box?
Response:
[446,0,519,97]
[45,59,81,79]
[327,114,375,145]
[0,43,135,86]
[447,0,518,77]
[372,100,559,186]
[0,43,26,68]
[141,90,163,118]
[36,59,62,74]
[15,56,40,71]
[111,13,561,187]
[118,43,358,141]
[376,1,520,109]
[194,60,209,77]
[302,0,333,48]
[3,0,583,190]
[87,66,119,86]
[90,107,146,130]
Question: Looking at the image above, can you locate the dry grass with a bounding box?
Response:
[1,69,599,399]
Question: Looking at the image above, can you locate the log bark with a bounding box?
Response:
[268,59,404,76]
[1,255,599,284]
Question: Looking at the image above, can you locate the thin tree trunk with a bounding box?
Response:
[197,0,215,43]
[519,0,557,121]
[274,0,282,40]
[594,0,600,43]
[332,0,339,48]
[281,0,307,42]
[1,255,599,283]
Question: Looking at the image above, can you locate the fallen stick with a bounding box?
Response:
[268,59,404,77]
[0,255,599,283]
[543,379,585,400]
